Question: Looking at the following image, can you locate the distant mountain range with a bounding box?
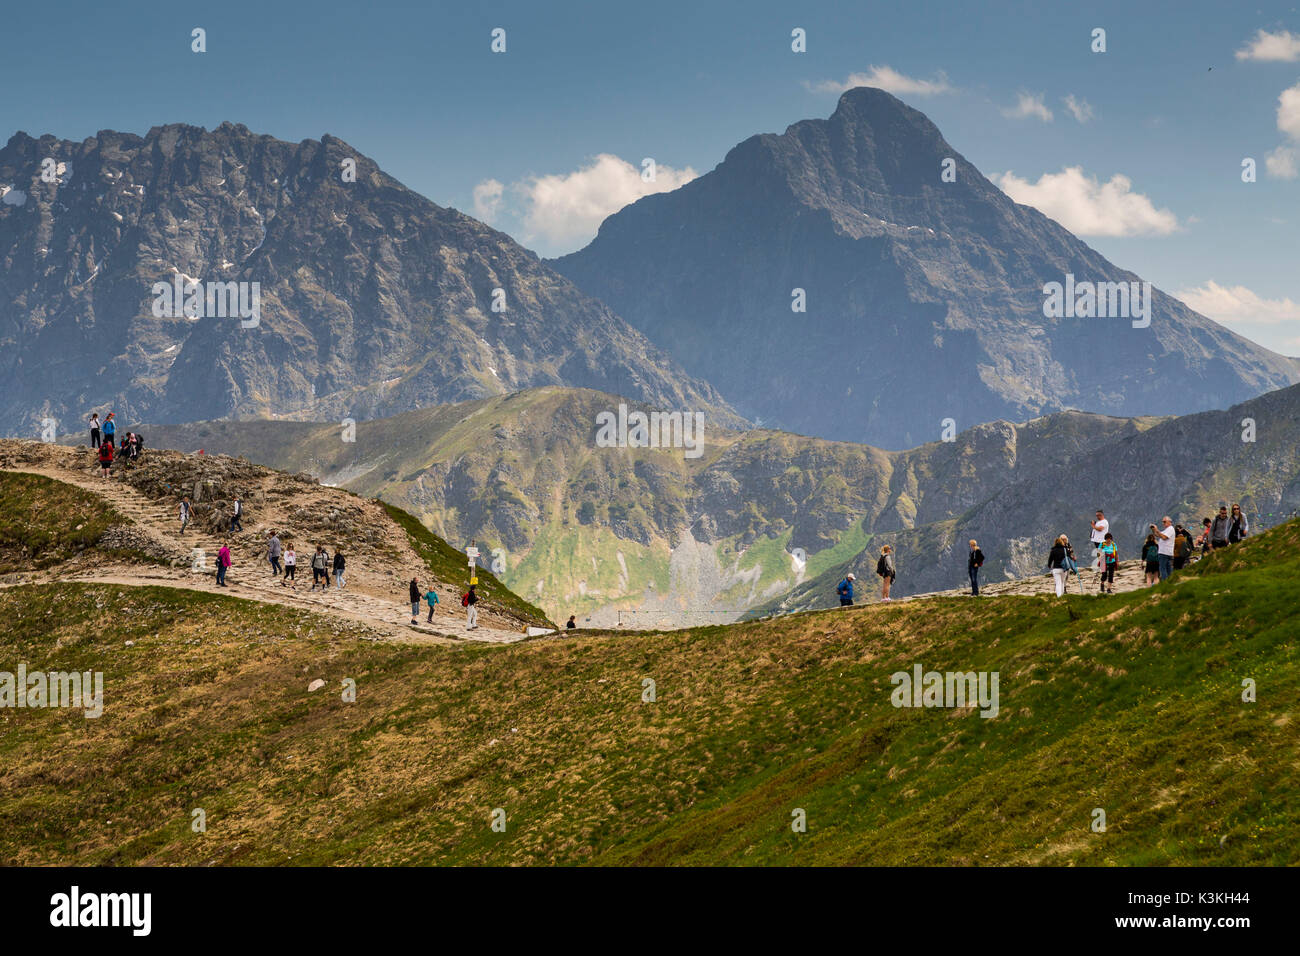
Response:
[0,123,738,435]
[553,87,1298,448]
[135,380,1300,623]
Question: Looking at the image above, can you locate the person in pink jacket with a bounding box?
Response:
[217,541,232,587]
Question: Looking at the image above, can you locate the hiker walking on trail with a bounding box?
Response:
[217,541,231,587]
[464,584,479,629]
[566,615,577,630]
[1099,533,1118,593]
[310,546,327,590]
[97,440,113,478]
[968,540,984,595]
[1173,524,1192,570]
[1089,510,1109,569]
[1047,536,1069,597]
[102,413,116,449]
[425,586,439,622]
[230,496,243,532]
[1228,504,1249,544]
[836,573,856,606]
[877,546,896,601]
[267,532,282,577]
[1155,516,1175,581]
[409,578,421,624]
[283,545,297,587]
[89,413,101,449]
[333,550,346,590]
[1141,531,1160,586]
[179,497,191,535]
[1210,506,1230,550]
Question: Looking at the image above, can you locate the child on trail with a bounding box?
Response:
[283,546,297,587]
[1099,533,1118,594]
[97,440,113,478]
[464,584,479,630]
[877,546,895,601]
[89,413,101,449]
[179,497,191,535]
[425,586,439,622]
[409,578,421,624]
[1142,531,1160,586]
[333,550,346,590]
[836,573,856,606]
[217,541,232,587]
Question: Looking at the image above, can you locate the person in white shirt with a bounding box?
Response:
[1155,516,1175,581]
[1090,510,1109,569]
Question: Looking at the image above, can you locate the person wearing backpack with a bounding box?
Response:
[836,573,856,607]
[877,546,896,601]
[1173,524,1191,570]
[1047,536,1068,596]
[216,541,232,587]
[1141,531,1160,586]
[310,546,327,590]
[409,578,422,624]
[967,539,984,596]
[464,584,479,629]
[424,586,439,622]
[1228,504,1249,544]
[97,439,114,478]
[1099,533,1118,593]
[333,550,346,590]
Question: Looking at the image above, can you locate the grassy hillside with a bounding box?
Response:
[2,518,1295,865]
[0,471,149,572]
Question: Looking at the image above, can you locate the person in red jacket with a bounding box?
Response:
[97,440,114,478]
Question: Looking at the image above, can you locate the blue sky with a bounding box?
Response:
[4,0,1300,353]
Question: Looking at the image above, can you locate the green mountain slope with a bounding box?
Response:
[1,519,1295,865]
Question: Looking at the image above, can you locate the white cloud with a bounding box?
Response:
[1265,145,1298,179]
[1062,94,1094,124]
[476,154,697,252]
[994,166,1179,236]
[804,65,954,96]
[1176,280,1300,326]
[1001,92,1053,122]
[472,178,504,223]
[1277,81,1300,139]
[1235,29,1300,62]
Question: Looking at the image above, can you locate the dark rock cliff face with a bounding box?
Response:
[553,87,1298,450]
[0,123,739,435]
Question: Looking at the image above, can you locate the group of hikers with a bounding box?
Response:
[834,503,1254,606]
[836,544,897,606]
[1044,505,1251,597]
[89,411,143,476]
[408,577,482,629]
[264,532,346,590]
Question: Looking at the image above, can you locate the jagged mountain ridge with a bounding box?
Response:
[552,87,1298,449]
[0,122,740,434]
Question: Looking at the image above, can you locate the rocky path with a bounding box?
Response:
[4,460,538,645]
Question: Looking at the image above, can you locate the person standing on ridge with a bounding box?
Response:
[967,540,984,596]
[877,546,896,601]
[836,573,856,607]
[102,413,116,449]
[1099,533,1118,594]
[230,496,243,532]
[409,578,422,624]
[1155,516,1175,581]
[1089,510,1109,570]
[1210,506,1230,550]
[566,615,577,629]
[1228,504,1249,543]
[1141,530,1160,585]
[465,583,479,630]
[1173,524,1191,570]
[89,413,101,449]
[1047,536,1068,597]
[179,497,191,535]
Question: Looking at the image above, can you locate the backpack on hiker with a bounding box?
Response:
[876,555,888,577]
[461,593,470,607]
